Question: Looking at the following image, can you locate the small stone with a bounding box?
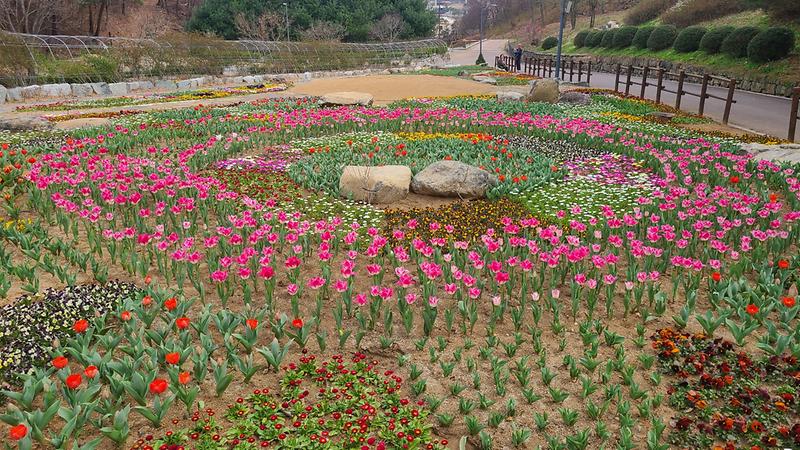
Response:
[496,91,525,102]
[559,91,591,105]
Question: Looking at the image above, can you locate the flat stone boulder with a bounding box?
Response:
[472,75,497,85]
[108,82,128,96]
[41,83,71,97]
[91,82,111,95]
[527,78,560,103]
[559,91,591,105]
[496,91,525,102]
[71,83,94,97]
[339,165,411,204]
[0,117,54,132]
[0,85,6,104]
[319,92,374,107]
[411,160,497,199]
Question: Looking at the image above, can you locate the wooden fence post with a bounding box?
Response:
[640,66,649,99]
[578,61,583,83]
[675,70,686,109]
[789,87,800,142]
[722,78,736,125]
[698,74,710,116]
[569,59,574,82]
[655,68,664,104]
[587,61,591,85]
[624,65,633,96]
[614,64,621,92]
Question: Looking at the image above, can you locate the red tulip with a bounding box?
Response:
[246,318,258,330]
[164,297,177,311]
[9,424,27,440]
[149,378,168,395]
[746,304,759,316]
[729,175,739,184]
[72,319,88,333]
[144,274,152,285]
[178,371,191,385]
[176,317,190,330]
[65,373,82,389]
[783,297,796,308]
[165,352,180,365]
[778,260,790,270]
[711,272,721,282]
[52,356,68,369]
[292,318,304,329]
[84,365,99,379]
[120,311,131,321]
[142,295,153,307]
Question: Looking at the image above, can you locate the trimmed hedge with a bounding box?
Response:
[633,26,656,49]
[574,30,590,48]
[586,30,606,47]
[699,26,734,54]
[720,26,760,58]
[601,28,619,48]
[673,26,707,53]
[747,27,796,63]
[613,26,638,49]
[647,25,678,51]
[541,36,558,50]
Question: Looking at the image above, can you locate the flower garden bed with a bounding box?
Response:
[0,88,798,450]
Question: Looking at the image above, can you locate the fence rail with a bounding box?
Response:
[494,54,592,84]
[613,64,737,125]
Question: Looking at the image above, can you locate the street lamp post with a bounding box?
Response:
[283,2,289,41]
[554,0,570,80]
[478,6,484,64]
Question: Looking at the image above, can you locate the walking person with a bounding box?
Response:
[513,45,523,72]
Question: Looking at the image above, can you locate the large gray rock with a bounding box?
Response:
[41,83,72,97]
[7,87,22,102]
[411,160,497,199]
[527,79,560,103]
[559,91,591,105]
[0,85,6,104]
[319,92,374,107]
[0,116,54,131]
[20,85,41,99]
[71,83,94,97]
[108,82,129,96]
[155,80,177,91]
[339,165,412,204]
[91,82,111,95]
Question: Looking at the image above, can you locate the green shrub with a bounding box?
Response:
[720,26,760,58]
[612,26,638,49]
[541,36,558,50]
[600,28,618,48]
[573,30,590,48]
[586,30,606,48]
[699,26,734,54]
[624,0,676,25]
[647,25,678,51]
[661,0,743,28]
[673,26,707,53]
[632,26,656,49]
[747,27,796,63]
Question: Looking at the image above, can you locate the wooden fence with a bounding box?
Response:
[494,54,592,84]
[613,64,737,125]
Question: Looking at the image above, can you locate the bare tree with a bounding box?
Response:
[300,20,345,42]
[370,13,405,42]
[0,0,62,34]
[234,11,285,41]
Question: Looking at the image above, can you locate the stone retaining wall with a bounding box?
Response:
[0,62,436,105]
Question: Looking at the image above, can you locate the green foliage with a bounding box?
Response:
[699,26,735,54]
[542,36,559,50]
[661,0,744,28]
[573,30,590,48]
[632,26,656,49]
[747,27,796,63]
[647,25,678,51]
[613,26,638,49]
[586,30,606,48]
[673,26,707,53]
[721,26,760,58]
[601,28,619,48]
[187,0,436,42]
[624,0,676,25]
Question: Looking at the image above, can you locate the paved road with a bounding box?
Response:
[587,71,797,142]
[451,42,797,142]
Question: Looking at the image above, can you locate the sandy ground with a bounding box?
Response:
[288,74,498,105]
